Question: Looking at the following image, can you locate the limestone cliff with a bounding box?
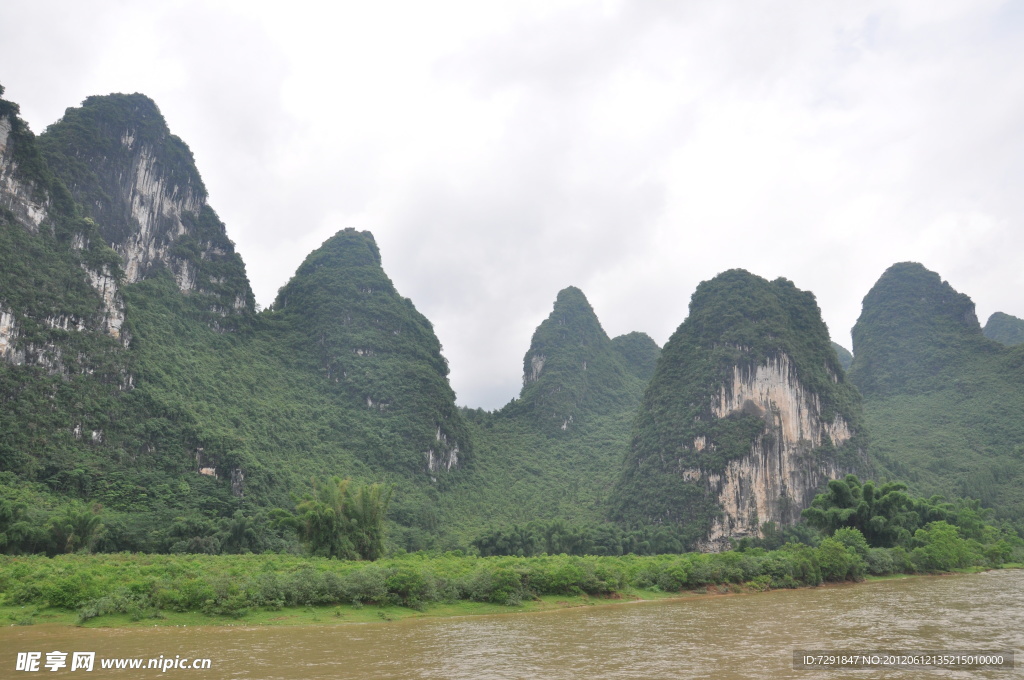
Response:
[38,93,253,318]
[0,87,127,372]
[613,269,867,550]
[689,353,853,550]
[0,110,49,231]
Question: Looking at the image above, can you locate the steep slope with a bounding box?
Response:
[983,312,1024,347]
[831,342,853,372]
[0,86,128,479]
[505,287,648,432]
[1,88,472,552]
[613,270,867,550]
[273,228,469,477]
[435,289,656,542]
[38,93,253,321]
[849,263,1024,520]
[848,262,991,397]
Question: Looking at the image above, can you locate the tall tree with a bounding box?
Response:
[293,477,393,560]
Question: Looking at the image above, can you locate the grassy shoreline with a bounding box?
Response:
[2,557,1015,630]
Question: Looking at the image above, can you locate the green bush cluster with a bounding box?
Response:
[6,532,1015,623]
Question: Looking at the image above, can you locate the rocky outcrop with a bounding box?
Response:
[0,114,48,231]
[690,353,853,551]
[82,265,126,340]
[116,139,203,287]
[1,97,127,350]
[0,306,20,364]
[39,94,254,316]
[614,270,867,551]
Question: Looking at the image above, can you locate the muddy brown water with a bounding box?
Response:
[2,570,1021,679]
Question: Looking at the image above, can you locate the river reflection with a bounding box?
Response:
[3,570,1021,679]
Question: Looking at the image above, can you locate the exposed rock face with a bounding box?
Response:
[39,93,254,316]
[690,353,852,550]
[0,114,48,231]
[614,269,866,551]
[114,139,203,287]
[0,94,127,366]
[82,265,125,340]
[0,306,20,364]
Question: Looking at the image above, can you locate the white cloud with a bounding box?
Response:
[2,0,1023,407]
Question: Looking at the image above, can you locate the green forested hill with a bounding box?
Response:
[611,331,661,382]
[503,287,651,433]
[849,263,1024,521]
[273,228,470,478]
[612,270,867,548]
[3,85,1022,558]
[983,312,1024,347]
[0,89,470,552]
[831,342,853,371]
[438,288,658,543]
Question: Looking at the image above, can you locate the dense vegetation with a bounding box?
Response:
[503,287,652,433]
[983,311,1024,346]
[4,85,1024,578]
[612,270,867,543]
[831,342,853,371]
[2,513,1019,625]
[37,93,254,316]
[849,263,1024,523]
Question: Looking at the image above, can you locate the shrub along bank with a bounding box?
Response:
[1,525,1019,626]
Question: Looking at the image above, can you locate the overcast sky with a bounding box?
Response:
[2,0,1022,409]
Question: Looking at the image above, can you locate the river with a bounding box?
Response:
[2,570,1020,679]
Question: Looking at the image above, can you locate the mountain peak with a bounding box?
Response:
[614,268,865,550]
[274,228,469,475]
[513,286,645,431]
[39,93,253,316]
[849,262,988,396]
[983,311,1024,347]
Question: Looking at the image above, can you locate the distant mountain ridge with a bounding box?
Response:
[3,85,1022,554]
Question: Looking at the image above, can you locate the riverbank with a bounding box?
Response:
[3,550,1016,629]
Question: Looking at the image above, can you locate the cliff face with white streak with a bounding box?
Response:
[0,115,48,231]
[614,269,867,551]
[38,93,254,318]
[0,96,126,371]
[116,140,203,287]
[691,353,852,551]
